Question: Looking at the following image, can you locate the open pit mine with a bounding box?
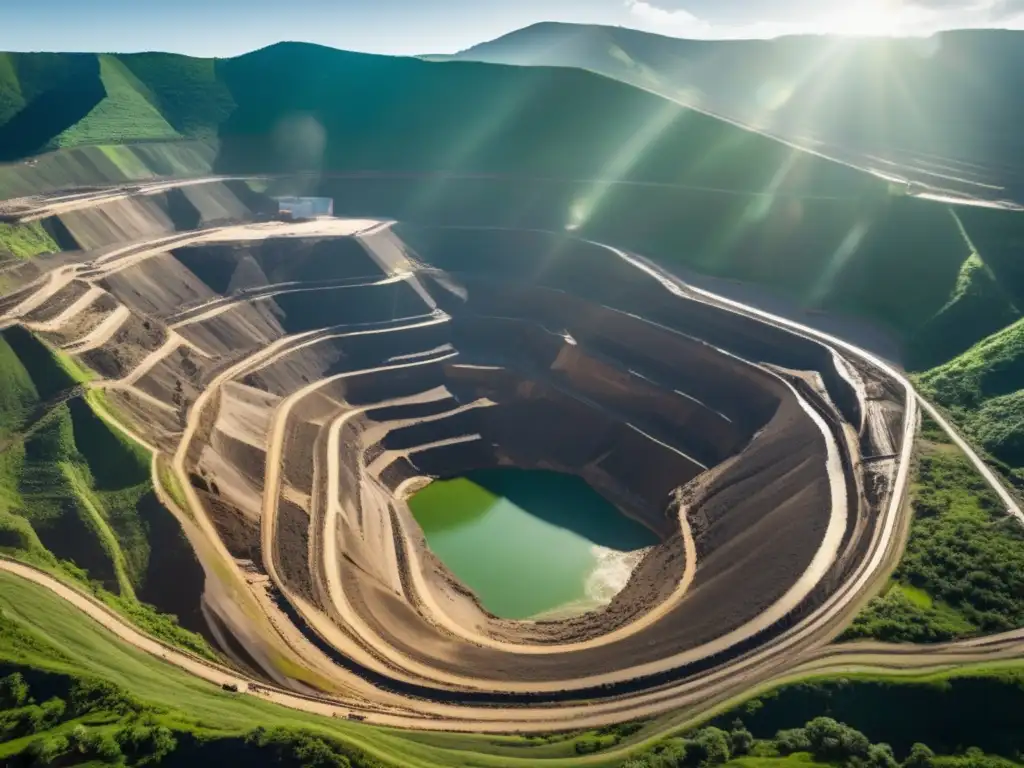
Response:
[0,178,911,730]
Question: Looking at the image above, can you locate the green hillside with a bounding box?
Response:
[118,52,234,138]
[49,56,180,149]
[450,24,1024,203]
[919,320,1024,483]
[0,328,212,659]
[918,203,1024,460]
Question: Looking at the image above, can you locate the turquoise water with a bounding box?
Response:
[408,468,656,620]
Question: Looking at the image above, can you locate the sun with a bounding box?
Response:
[834,0,909,36]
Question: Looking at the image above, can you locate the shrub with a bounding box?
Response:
[687,727,731,766]
[775,727,812,754]
[0,671,29,707]
[115,723,177,765]
[70,678,145,716]
[804,717,871,762]
[730,726,754,756]
[23,734,69,765]
[869,743,900,768]
[575,735,617,754]
[38,696,65,723]
[906,743,937,768]
[67,724,123,763]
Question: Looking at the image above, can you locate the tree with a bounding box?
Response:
[68,725,122,763]
[116,723,178,765]
[904,743,936,768]
[140,725,177,765]
[293,735,351,768]
[23,735,69,766]
[688,728,731,766]
[804,717,871,762]
[71,679,142,716]
[654,740,688,767]
[775,728,811,754]
[68,724,89,750]
[38,697,65,726]
[730,727,754,756]
[0,672,29,708]
[868,743,900,768]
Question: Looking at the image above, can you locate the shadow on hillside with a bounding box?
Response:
[0,55,104,162]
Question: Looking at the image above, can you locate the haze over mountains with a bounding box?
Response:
[447,23,1024,203]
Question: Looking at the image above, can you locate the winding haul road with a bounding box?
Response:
[0,177,1021,740]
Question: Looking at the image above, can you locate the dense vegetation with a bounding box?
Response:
[707,674,1024,763]
[844,418,1024,643]
[0,670,387,767]
[0,221,62,261]
[622,669,1024,766]
[0,328,212,659]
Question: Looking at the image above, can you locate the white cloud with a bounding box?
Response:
[624,0,1024,38]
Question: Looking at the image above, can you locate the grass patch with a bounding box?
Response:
[0,221,61,260]
[918,311,1024,487]
[59,462,135,599]
[51,348,96,385]
[156,459,189,517]
[727,757,834,768]
[83,388,146,452]
[891,584,932,609]
[50,55,180,149]
[67,398,148,490]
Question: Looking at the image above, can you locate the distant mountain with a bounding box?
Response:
[3,41,1024,376]
[0,43,868,196]
[446,23,1024,203]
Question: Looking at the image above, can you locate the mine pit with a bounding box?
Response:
[0,192,907,713]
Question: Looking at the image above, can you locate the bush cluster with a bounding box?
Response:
[619,724,751,768]
[620,713,1022,768]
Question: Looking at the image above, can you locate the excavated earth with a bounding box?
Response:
[0,179,907,712]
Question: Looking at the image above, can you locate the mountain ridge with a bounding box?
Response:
[448,22,1024,204]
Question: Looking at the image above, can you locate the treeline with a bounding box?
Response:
[0,670,389,767]
[1,671,164,765]
[619,716,1019,768]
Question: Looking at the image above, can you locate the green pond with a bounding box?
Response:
[408,468,657,620]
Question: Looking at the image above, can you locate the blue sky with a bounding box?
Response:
[3,0,1022,56]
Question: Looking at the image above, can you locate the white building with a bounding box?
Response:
[275,196,334,219]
